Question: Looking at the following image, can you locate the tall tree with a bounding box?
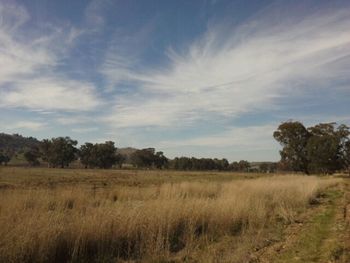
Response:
[40,139,52,166]
[115,153,126,168]
[273,121,310,174]
[306,134,339,174]
[274,121,350,174]
[238,160,250,172]
[0,149,13,166]
[95,141,118,169]
[40,137,78,168]
[0,152,6,165]
[24,146,41,166]
[229,161,240,171]
[344,141,350,175]
[79,141,119,169]
[154,151,168,169]
[307,123,350,174]
[79,143,95,168]
[130,148,157,168]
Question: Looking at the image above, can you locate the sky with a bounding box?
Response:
[0,0,350,161]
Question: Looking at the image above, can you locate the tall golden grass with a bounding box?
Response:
[0,174,339,262]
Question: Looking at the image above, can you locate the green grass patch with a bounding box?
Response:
[274,189,342,263]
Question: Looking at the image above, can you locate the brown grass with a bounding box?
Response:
[0,168,340,262]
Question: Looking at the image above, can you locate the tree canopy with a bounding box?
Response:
[40,137,78,168]
[274,121,350,174]
[79,141,121,169]
[23,146,41,166]
[273,121,310,173]
[130,148,168,169]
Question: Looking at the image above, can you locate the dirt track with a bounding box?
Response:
[253,178,350,263]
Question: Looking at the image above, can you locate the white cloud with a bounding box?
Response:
[0,78,99,111]
[0,4,55,83]
[103,7,350,128]
[0,2,29,31]
[0,2,100,112]
[104,96,199,128]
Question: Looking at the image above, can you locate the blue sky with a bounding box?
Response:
[0,0,350,161]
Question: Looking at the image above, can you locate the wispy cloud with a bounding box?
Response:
[103,6,350,128]
[84,0,112,31]
[0,78,100,111]
[100,21,156,91]
[1,1,349,161]
[0,2,100,112]
[0,4,54,82]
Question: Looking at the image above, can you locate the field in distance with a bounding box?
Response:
[0,167,349,263]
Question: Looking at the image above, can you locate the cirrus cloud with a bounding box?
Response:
[0,1,100,112]
[102,6,350,128]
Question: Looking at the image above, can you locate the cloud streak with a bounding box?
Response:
[0,78,100,111]
[0,2,100,112]
[103,6,350,128]
[1,1,350,161]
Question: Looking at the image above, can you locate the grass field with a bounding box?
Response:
[0,167,349,262]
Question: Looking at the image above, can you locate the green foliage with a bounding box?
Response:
[130,148,168,169]
[0,151,11,166]
[344,141,350,174]
[306,135,339,174]
[94,141,118,169]
[79,141,120,169]
[274,121,350,174]
[0,133,40,152]
[258,162,278,173]
[23,147,41,166]
[40,137,78,168]
[115,153,126,168]
[79,142,95,168]
[154,151,168,169]
[229,160,250,172]
[274,121,310,173]
[170,157,232,171]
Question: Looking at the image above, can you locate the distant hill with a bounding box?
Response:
[0,133,41,152]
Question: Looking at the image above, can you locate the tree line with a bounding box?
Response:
[274,121,350,174]
[0,136,258,172]
[1,120,349,174]
[22,138,126,169]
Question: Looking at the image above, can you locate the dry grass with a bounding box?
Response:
[0,168,340,262]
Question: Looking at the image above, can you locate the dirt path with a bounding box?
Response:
[253,178,350,263]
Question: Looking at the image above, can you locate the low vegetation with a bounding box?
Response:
[0,121,349,262]
[0,168,340,262]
